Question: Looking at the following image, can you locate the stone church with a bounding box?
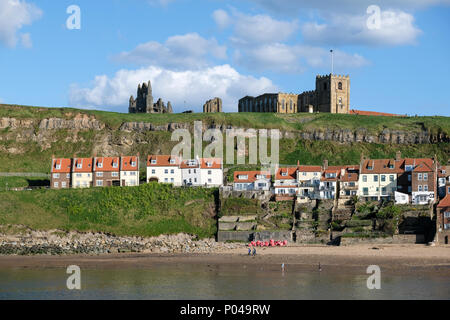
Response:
[238,74,350,114]
[129,81,173,114]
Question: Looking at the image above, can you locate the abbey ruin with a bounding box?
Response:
[129,81,173,114]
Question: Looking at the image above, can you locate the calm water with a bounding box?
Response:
[0,266,449,300]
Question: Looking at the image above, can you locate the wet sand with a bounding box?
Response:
[1,244,449,276]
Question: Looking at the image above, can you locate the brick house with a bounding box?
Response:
[72,158,93,188]
[93,157,120,187]
[338,166,359,199]
[436,195,450,245]
[51,158,72,189]
[120,156,139,186]
[410,158,436,205]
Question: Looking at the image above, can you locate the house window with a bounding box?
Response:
[445,224,450,230]
[131,162,136,167]
[76,173,82,178]
[96,180,103,187]
[152,169,156,174]
[362,176,367,182]
[418,185,423,191]
[408,174,411,182]
[77,164,82,169]
[444,212,450,218]
[53,173,60,179]
[424,185,428,192]
[151,160,157,164]
[170,159,175,164]
[62,182,67,188]
[374,176,378,182]
[408,186,412,193]
[164,178,168,182]
[112,172,119,177]
[123,172,127,176]
[171,169,175,174]
[418,173,422,181]
[423,173,428,181]
[171,178,174,183]
[338,82,342,90]
[97,172,103,177]
[390,175,394,182]
[66,174,70,179]
[381,175,386,182]
[165,169,169,174]
[363,188,369,195]
[208,170,212,175]
[54,182,59,188]
[130,172,136,176]
[208,179,212,183]
[302,172,307,176]
[113,162,118,168]
[382,187,387,195]
[98,163,103,168]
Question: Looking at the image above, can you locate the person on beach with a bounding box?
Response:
[252,247,256,256]
[248,247,252,256]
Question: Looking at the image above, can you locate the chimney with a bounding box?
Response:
[395,151,402,161]
[341,168,346,177]
[297,160,300,167]
[323,159,329,170]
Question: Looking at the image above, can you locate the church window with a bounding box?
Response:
[338,82,343,90]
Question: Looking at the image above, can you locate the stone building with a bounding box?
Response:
[129,81,173,114]
[238,93,298,114]
[203,98,222,113]
[238,74,350,114]
[299,74,350,114]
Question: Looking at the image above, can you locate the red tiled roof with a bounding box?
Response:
[234,171,271,183]
[360,159,403,174]
[147,155,181,167]
[350,110,405,117]
[72,158,93,173]
[51,158,72,173]
[121,156,139,171]
[180,159,200,169]
[298,165,322,172]
[275,167,297,180]
[437,195,450,208]
[94,157,120,172]
[200,158,222,169]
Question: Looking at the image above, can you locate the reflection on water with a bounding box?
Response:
[0,266,449,300]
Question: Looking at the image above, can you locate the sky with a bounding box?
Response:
[0,0,449,116]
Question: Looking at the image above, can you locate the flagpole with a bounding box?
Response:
[330,49,334,75]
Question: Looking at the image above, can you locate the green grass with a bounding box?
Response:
[220,197,264,216]
[0,104,449,173]
[0,183,218,238]
[0,177,49,190]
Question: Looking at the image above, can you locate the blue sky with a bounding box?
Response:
[0,0,449,116]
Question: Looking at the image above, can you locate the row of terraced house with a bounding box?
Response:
[50,155,223,189]
[234,152,449,205]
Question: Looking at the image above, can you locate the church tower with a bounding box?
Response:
[315,74,350,114]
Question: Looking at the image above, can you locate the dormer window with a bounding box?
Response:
[389,164,394,169]
[367,165,373,170]
[238,175,248,180]
[207,162,212,168]
[169,159,175,164]
[131,161,136,167]
[56,164,61,170]
[282,172,288,177]
[77,163,82,169]
[113,162,118,168]
[98,162,103,168]
[151,160,157,165]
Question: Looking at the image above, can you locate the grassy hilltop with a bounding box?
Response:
[0,103,449,174]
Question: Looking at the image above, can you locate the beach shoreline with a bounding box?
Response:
[1,244,449,276]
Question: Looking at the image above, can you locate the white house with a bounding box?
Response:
[181,158,201,186]
[72,158,93,188]
[233,171,271,191]
[274,167,299,198]
[120,156,139,186]
[199,158,223,187]
[147,155,182,186]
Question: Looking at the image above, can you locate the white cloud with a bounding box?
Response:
[20,32,32,48]
[0,0,42,48]
[214,9,298,45]
[234,44,368,73]
[245,0,450,15]
[69,65,277,112]
[114,33,227,70]
[213,9,231,30]
[302,10,422,46]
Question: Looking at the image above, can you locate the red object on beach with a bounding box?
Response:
[283,240,288,246]
[251,241,256,246]
[265,241,269,247]
[256,241,261,246]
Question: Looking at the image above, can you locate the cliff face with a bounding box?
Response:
[0,115,448,172]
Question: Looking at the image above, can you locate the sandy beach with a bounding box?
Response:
[1,244,449,276]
